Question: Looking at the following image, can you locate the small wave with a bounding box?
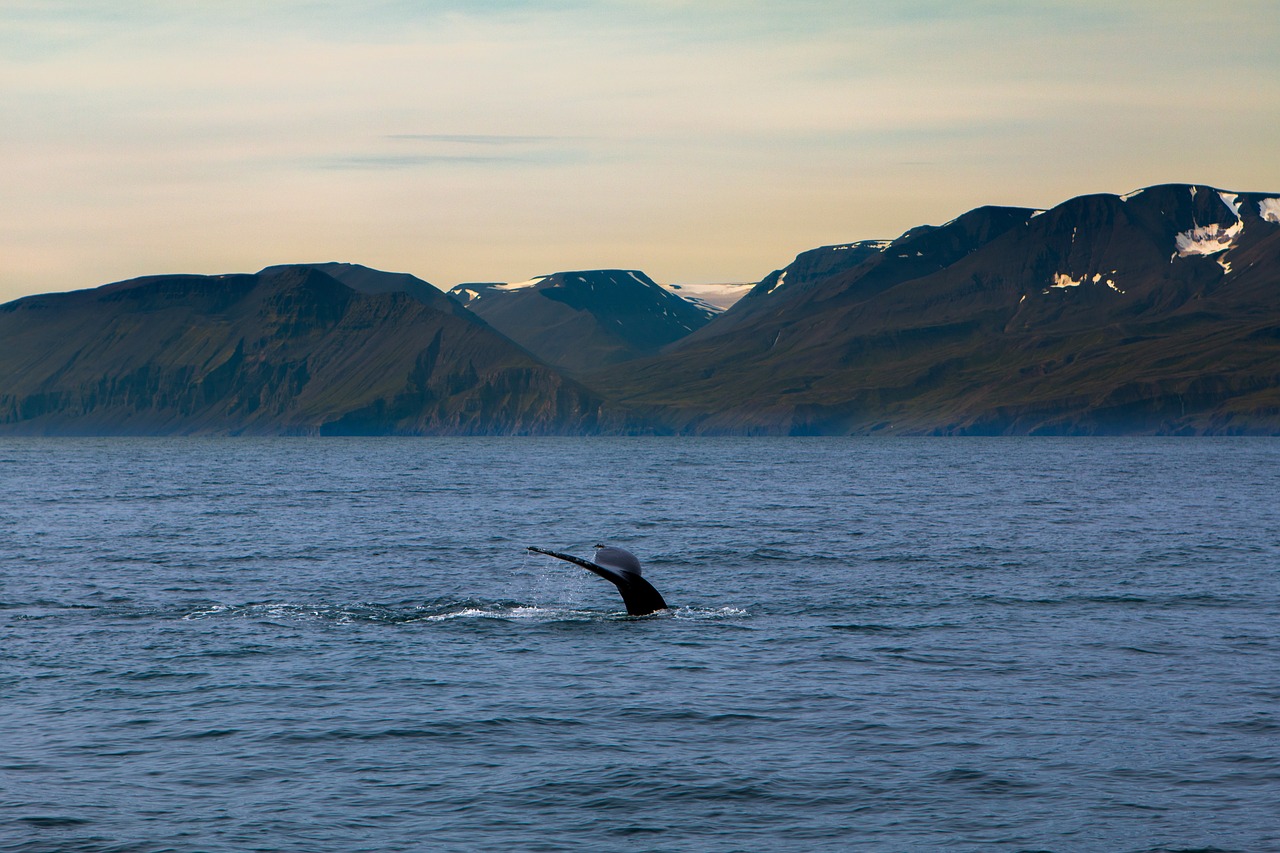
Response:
[15,816,92,828]
[931,767,1038,795]
[971,592,1241,610]
[1116,644,1183,657]
[1221,714,1280,734]
[829,622,957,634]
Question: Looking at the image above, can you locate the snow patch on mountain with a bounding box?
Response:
[765,270,788,295]
[1051,271,1122,293]
[1218,192,1241,218]
[1174,220,1243,258]
[496,276,548,291]
[1170,190,1247,259]
[1258,198,1280,223]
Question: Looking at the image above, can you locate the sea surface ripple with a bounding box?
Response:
[1,438,1278,852]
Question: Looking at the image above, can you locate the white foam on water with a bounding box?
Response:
[417,605,576,622]
[671,606,749,620]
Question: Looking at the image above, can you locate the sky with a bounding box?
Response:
[3,1,1279,302]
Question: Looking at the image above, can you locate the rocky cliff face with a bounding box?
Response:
[591,185,1280,434]
[450,269,716,374]
[0,265,616,435]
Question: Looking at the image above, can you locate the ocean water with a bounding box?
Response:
[1,438,1278,853]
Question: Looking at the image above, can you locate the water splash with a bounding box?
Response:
[178,599,746,625]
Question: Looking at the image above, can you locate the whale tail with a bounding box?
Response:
[527,545,669,616]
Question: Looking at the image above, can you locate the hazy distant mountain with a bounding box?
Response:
[449,269,716,374]
[0,265,614,435]
[659,282,755,313]
[592,185,1280,434]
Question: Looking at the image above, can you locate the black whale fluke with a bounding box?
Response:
[527,545,669,616]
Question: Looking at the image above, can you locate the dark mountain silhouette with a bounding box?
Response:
[592,185,1280,434]
[0,264,614,435]
[449,269,716,374]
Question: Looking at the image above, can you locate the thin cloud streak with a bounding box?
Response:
[316,152,585,170]
[386,134,569,145]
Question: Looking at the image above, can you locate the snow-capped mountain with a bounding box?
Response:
[595,184,1280,434]
[449,269,716,374]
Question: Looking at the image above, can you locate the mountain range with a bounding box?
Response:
[2,184,1277,435]
[596,185,1280,434]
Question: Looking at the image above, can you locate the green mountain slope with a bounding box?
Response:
[588,185,1280,434]
[0,265,614,435]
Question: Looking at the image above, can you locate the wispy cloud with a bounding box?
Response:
[316,151,583,170]
[386,134,567,145]
[316,135,587,170]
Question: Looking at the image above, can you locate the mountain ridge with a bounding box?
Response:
[448,269,716,374]
[0,265,619,435]
[589,183,1280,434]
[3,183,1278,435]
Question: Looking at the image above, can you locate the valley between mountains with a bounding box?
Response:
[3,184,1278,435]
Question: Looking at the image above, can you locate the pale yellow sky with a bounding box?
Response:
[3,1,1279,302]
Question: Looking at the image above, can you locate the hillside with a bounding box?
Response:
[0,265,615,435]
[589,185,1280,434]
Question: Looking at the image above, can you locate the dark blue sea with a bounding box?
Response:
[2,438,1278,852]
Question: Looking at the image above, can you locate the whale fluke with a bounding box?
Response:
[527,545,669,616]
